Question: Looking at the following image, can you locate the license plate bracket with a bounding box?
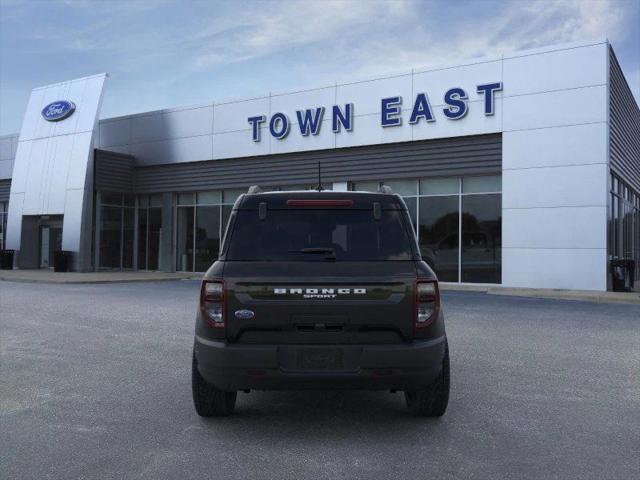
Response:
[296,347,344,370]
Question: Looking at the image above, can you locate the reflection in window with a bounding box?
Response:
[609,173,640,291]
[98,193,136,270]
[418,196,459,282]
[175,189,246,271]
[123,208,135,269]
[195,206,221,272]
[461,194,502,283]
[137,196,162,270]
[99,205,122,269]
[0,202,7,250]
[147,208,162,270]
[176,206,194,271]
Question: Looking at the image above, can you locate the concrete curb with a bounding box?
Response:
[440,283,640,305]
[0,277,202,285]
[0,271,201,284]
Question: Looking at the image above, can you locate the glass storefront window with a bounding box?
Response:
[382,179,417,196]
[123,207,135,269]
[177,193,195,205]
[347,175,503,284]
[176,206,194,271]
[98,193,136,270]
[136,197,162,271]
[137,205,147,269]
[0,202,6,250]
[198,191,221,205]
[418,196,459,282]
[223,189,245,204]
[351,181,380,192]
[99,205,122,269]
[175,188,247,271]
[462,175,502,194]
[608,173,639,291]
[102,193,123,206]
[461,194,502,283]
[195,206,221,272]
[420,178,459,195]
[150,194,163,207]
[147,208,162,270]
[279,184,312,191]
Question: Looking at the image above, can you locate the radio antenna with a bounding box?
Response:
[317,161,324,191]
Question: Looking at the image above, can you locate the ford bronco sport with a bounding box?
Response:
[192,186,450,416]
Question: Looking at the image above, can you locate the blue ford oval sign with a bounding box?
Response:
[234,309,255,320]
[41,100,76,122]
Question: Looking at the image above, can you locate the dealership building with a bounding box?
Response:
[0,39,638,291]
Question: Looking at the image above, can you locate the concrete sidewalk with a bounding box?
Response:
[440,282,640,305]
[0,269,201,284]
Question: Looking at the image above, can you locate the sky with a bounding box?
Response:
[0,0,639,135]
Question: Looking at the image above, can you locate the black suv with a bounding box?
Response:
[192,187,450,416]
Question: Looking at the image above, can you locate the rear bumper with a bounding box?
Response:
[194,335,447,391]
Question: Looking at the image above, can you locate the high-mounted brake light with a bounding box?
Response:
[200,280,225,328]
[415,279,440,329]
[286,199,353,207]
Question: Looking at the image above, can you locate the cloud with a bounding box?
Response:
[328,0,628,79]
[188,0,412,70]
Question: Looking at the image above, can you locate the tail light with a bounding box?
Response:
[200,280,225,328]
[415,279,440,329]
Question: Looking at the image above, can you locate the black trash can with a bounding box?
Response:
[610,259,634,292]
[0,249,14,270]
[53,250,73,272]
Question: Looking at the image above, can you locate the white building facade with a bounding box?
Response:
[0,40,638,291]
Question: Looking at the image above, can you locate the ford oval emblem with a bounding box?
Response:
[41,100,76,122]
[234,309,255,320]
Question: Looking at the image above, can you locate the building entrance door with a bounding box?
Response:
[39,224,62,268]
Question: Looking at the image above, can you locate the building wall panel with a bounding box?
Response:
[503,206,607,250]
[503,248,607,290]
[503,123,607,170]
[502,43,607,96]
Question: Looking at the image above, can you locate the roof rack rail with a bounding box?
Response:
[378,185,393,194]
[247,185,263,194]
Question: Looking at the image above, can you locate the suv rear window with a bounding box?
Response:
[225,209,414,261]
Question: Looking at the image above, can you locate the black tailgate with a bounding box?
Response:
[223,261,416,344]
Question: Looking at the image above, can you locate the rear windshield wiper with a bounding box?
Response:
[288,247,337,260]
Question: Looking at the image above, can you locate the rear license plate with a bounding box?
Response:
[296,348,344,370]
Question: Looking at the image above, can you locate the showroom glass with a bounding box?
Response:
[0,201,7,250]
[460,193,502,283]
[609,173,640,285]
[176,185,334,271]
[175,189,248,272]
[99,193,135,270]
[351,175,502,283]
[137,195,162,270]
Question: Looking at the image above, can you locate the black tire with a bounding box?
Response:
[405,342,450,417]
[192,351,237,417]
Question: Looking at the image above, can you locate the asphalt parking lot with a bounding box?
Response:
[1,280,639,480]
